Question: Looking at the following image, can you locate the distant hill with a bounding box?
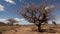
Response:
[0,22,7,26]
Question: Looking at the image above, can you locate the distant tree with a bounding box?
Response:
[7,18,18,25]
[52,21,57,25]
[16,0,57,32]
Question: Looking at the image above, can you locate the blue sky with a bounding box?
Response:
[0,0,60,24]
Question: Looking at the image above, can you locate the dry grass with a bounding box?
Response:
[0,24,60,34]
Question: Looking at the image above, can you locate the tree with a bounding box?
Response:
[7,18,18,25]
[52,21,57,25]
[16,1,57,32]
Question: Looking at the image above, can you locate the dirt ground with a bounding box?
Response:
[0,24,60,34]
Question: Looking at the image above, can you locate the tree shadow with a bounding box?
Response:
[32,29,47,32]
[32,29,57,33]
[48,29,57,33]
[0,32,2,34]
[38,29,47,32]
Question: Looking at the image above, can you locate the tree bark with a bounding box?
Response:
[37,23,42,32]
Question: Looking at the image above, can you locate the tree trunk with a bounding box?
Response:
[37,23,42,32]
[11,23,13,25]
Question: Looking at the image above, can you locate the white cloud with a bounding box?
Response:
[14,18,21,21]
[45,5,55,10]
[0,4,4,11]
[14,18,25,21]
[0,19,8,23]
[0,18,25,24]
[5,0,16,4]
[0,18,33,25]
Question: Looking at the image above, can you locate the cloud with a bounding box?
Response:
[5,0,16,4]
[0,4,5,11]
[14,18,25,21]
[14,18,21,21]
[0,19,8,23]
[0,18,25,24]
[45,5,55,10]
[0,18,33,25]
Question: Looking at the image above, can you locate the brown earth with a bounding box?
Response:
[0,24,60,34]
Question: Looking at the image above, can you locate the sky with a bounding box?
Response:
[0,0,60,24]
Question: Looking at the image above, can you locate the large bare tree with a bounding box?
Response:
[16,1,57,32]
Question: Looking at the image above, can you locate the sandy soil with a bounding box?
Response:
[0,24,60,34]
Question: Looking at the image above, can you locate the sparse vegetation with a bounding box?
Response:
[0,0,60,34]
[0,25,60,34]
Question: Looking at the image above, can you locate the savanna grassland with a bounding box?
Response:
[0,24,60,34]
